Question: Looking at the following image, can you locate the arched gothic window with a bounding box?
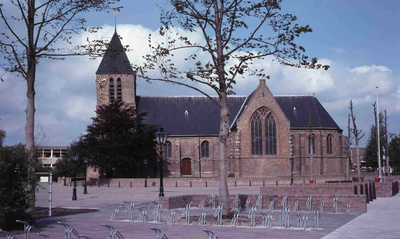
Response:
[309,134,316,155]
[251,108,277,155]
[164,141,172,158]
[327,135,333,154]
[109,78,115,103]
[201,141,209,157]
[117,78,122,100]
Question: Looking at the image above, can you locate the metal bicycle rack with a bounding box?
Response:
[248,204,257,227]
[255,195,263,210]
[296,213,309,230]
[233,194,240,210]
[182,202,193,224]
[313,207,321,228]
[279,205,290,228]
[198,210,208,225]
[268,199,275,211]
[231,210,240,227]
[0,228,18,239]
[153,201,165,222]
[123,201,138,221]
[137,208,149,223]
[167,209,178,224]
[199,197,207,209]
[103,225,127,239]
[202,229,218,239]
[281,195,288,209]
[306,196,312,212]
[57,222,91,239]
[245,198,252,210]
[110,206,124,221]
[333,197,338,214]
[214,203,225,226]
[346,203,351,215]
[319,202,325,214]
[210,193,217,209]
[149,227,168,239]
[293,200,299,212]
[16,220,49,239]
[261,212,274,229]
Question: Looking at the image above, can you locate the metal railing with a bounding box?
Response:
[231,210,240,227]
[214,203,224,226]
[182,202,193,224]
[57,222,91,239]
[0,228,18,239]
[16,220,49,239]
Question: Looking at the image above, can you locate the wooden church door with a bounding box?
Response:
[182,158,191,175]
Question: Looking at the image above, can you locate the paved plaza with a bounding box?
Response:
[27,182,400,238]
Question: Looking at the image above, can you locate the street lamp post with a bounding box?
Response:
[290,157,294,186]
[144,158,148,188]
[155,127,168,197]
[83,157,88,194]
[71,152,79,201]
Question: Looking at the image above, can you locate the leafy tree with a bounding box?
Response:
[0,144,32,230]
[0,0,119,212]
[138,0,329,205]
[85,101,156,178]
[389,134,400,174]
[53,138,87,180]
[0,129,5,148]
[365,111,386,168]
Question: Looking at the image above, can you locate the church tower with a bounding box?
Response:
[95,29,136,108]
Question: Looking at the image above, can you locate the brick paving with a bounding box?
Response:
[24,182,399,238]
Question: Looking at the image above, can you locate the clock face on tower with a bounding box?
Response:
[97,76,108,90]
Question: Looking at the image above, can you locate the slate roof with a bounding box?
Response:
[96,30,134,74]
[136,95,341,136]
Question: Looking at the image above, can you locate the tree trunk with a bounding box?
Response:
[218,94,230,207]
[26,0,37,213]
[356,139,361,183]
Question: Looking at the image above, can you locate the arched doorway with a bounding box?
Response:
[182,158,191,176]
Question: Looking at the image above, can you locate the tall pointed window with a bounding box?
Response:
[201,141,209,157]
[109,78,115,103]
[309,134,316,155]
[117,78,122,100]
[251,108,277,155]
[327,135,333,154]
[265,114,277,155]
[164,141,172,158]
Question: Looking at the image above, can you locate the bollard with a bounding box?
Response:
[176,181,178,187]
[360,184,364,195]
[263,180,265,186]
[276,180,278,186]
[206,181,207,187]
[373,182,376,199]
[190,181,192,187]
[119,181,120,187]
[130,182,132,188]
[108,182,110,187]
[365,183,369,203]
[369,182,373,201]
[235,181,237,187]
[249,180,251,187]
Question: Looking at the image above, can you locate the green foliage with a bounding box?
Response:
[0,129,5,148]
[389,134,400,174]
[85,101,157,178]
[365,113,387,167]
[53,138,87,180]
[228,173,235,177]
[0,144,32,230]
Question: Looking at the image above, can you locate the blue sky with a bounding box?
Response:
[0,0,399,147]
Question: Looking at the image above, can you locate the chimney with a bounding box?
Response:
[260,79,266,86]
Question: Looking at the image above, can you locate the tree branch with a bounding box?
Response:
[0,7,28,49]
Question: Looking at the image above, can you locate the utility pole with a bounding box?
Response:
[376,87,382,181]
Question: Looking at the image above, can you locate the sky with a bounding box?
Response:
[0,0,399,147]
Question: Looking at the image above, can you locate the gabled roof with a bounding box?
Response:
[136,95,341,136]
[96,30,134,75]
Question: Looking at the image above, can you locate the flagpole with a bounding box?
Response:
[376,87,382,181]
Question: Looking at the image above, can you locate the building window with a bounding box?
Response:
[109,78,115,103]
[309,134,316,155]
[265,114,277,155]
[117,78,122,100]
[201,141,209,157]
[164,141,172,158]
[327,135,333,154]
[251,108,277,155]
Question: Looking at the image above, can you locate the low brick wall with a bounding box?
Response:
[375,181,399,197]
[160,193,367,214]
[260,185,355,195]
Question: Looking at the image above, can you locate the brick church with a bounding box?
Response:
[95,30,347,179]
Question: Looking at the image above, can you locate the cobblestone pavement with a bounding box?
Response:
[18,182,400,238]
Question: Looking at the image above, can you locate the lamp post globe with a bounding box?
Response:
[71,152,79,201]
[155,127,168,197]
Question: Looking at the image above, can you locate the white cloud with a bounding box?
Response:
[63,96,96,121]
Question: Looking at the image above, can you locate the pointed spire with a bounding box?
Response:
[96,30,133,75]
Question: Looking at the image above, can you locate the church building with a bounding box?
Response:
[95,30,347,179]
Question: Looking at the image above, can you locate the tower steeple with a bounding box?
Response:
[96,30,136,108]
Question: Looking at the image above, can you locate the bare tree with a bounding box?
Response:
[34,121,49,147]
[349,100,365,183]
[345,114,354,180]
[138,0,328,207]
[383,110,389,176]
[0,0,119,212]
